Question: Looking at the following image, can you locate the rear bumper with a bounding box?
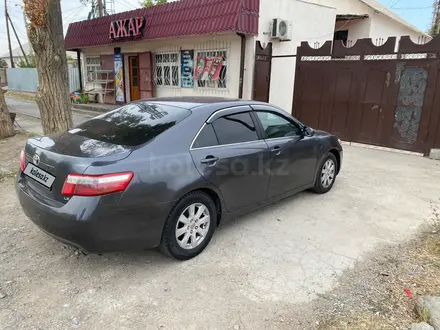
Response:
[15,176,172,253]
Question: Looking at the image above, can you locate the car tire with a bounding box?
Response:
[160,191,217,260]
[311,153,338,194]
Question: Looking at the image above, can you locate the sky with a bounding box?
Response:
[0,0,435,56]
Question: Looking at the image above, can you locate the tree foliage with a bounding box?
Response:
[141,0,168,8]
[17,54,37,68]
[23,0,47,28]
[0,60,7,68]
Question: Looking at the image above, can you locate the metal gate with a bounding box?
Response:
[292,36,440,155]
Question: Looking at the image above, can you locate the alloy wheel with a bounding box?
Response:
[175,203,211,250]
[321,159,336,188]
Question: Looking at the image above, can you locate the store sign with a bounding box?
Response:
[181,50,194,88]
[109,17,145,40]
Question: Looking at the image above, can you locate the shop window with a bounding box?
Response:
[195,50,227,89]
[85,56,101,82]
[154,52,179,87]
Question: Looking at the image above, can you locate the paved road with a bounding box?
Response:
[1,141,439,329]
[6,97,95,126]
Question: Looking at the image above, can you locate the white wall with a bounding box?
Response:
[309,0,367,15]
[258,0,337,111]
[346,18,372,43]
[369,13,425,47]
[242,36,257,100]
[312,0,426,47]
[82,33,242,100]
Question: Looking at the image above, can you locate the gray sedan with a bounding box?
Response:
[16,98,343,260]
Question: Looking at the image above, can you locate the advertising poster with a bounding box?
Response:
[114,53,124,103]
[194,56,205,81]
[209,56,223,81]
[194,56,224,82]
[181,50,194,88]
[200,57,214,81]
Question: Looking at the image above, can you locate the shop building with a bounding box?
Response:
[65,0,427,110]
[65,0,339,110]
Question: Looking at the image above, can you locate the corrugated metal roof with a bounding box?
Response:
[64,0,259,50]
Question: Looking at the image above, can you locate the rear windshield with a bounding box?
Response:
[73,103,191,146]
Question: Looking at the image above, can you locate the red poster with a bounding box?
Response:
[200,57,214,81]
[194,56,223,81]
[208,56,223,81]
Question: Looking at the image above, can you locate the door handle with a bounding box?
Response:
[200,156,219,166]
[271,146,282,156]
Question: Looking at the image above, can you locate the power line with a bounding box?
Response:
[114,0,138,11]
[63,5,86,28]
[393,6,434,10]
[4,0,15,67]
[389,0,403,8]
[7,10,27,39]
[62,5,85,15]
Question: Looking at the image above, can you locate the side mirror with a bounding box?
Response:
[303,126,314,137]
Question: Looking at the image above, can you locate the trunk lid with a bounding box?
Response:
[22,131,132,204]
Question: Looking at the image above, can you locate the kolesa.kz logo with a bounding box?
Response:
[30,168,49,183]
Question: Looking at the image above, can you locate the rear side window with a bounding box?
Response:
[212,112,258,145]
[73,103,190,146]
[192,124,218,148]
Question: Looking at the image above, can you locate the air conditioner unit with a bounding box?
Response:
[271,18,292,41]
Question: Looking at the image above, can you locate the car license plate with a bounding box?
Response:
[23,163,56,188]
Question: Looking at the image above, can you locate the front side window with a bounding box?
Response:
[154,53,179,87]
[256,111,301,139]
[212,112,258,145]
[74,103,190,146]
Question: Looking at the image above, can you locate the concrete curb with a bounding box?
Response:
[341,140,424,157]
[72,103,118,113]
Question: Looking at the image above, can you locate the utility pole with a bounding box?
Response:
[7,13,29,66]
[4,0,15,68]
[23,10,29,37]
[97,0,103,17]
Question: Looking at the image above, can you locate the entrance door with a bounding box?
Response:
[253,41,272,102]
[353,64,392,146]
[190,107,271,213]
[129,56,140,101]
[253,108,317,197]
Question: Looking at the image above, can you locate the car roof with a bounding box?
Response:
[140,97,271,111]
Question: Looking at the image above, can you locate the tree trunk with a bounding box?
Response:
[0,87,15,139]
[25,0,73,135]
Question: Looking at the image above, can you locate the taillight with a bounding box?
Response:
[61,172,134,196]
[20,150,26,171]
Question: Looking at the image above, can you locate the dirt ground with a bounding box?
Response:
[1,133,440,330]
[0,133,29,179]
